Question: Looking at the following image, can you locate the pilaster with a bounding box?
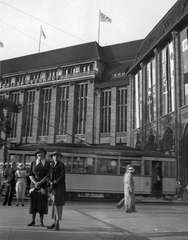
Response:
[110,87,117,146]
[16,90,24,142]
[94,88,101,144]
[85,80,95,144]
[67,83,75,143]
[48,85,57,143]
[32,87,40,143]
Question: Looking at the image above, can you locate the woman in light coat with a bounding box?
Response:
[123,166,136,213]
[15,163,27,206]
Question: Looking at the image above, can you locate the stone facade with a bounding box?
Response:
[128,0,188,185]
[0,40,142,162]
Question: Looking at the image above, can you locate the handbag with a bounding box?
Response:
[29,188,44,200]
[48,189,55,206]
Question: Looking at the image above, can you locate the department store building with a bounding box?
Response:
[0,40,142,161]
[127,0,188,184]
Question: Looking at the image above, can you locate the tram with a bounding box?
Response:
[1,143,176,200]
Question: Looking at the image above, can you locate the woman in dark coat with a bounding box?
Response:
[28,148,50,227]
[47,151,66,231]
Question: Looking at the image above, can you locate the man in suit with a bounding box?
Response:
[2,162,17,206]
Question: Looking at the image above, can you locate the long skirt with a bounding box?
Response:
[15,179,26,199]
[29,195,48,214]
[51,203,63,220]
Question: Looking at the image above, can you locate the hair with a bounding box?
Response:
[11,162,16,167]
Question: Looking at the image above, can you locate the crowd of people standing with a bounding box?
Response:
[2,148,66,231]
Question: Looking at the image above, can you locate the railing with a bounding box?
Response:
[0,71,96,89]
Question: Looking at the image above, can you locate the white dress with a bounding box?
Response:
[15,169,27,199]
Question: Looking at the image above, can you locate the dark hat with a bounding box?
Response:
[34,148,46,156]
[50,151,63,157]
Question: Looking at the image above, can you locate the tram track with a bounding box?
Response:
[74,208,133,240]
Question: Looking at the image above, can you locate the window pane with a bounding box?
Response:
[169,161,175,177]
[144,160,150,175]
[25,155,35,164]
[120,160,131,174]
[163,162,169,177]
[97,158,117,174]
[73,157,86,173]
[180,27,188,106]
[62,156,71,173]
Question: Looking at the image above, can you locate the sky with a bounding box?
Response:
[0,0,178,61]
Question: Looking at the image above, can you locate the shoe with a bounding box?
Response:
[47,223,55,229]
[28,221,35,226]
[116,204,121,211]
[55,223,59,231]
[22,204,24,207]
[8,204,12,206]
[16,204,19,206]
[40,222,44,227]
[2,203,6,206]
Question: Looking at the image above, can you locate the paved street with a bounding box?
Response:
[0,198,188,240]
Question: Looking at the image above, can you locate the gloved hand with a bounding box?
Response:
[52,181,58,189]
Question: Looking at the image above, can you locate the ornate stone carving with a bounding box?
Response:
[181,0,188,11]
[163,20,171,33]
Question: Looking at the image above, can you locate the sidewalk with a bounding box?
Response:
[0,203,116,240]
[136,194,188,203]
[0,197,188,240]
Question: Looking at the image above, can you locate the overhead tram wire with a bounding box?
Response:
[1,20,58,52]
[20,107,90,146]
[0,2,91,146]
[0,20,90,74]
[0,1,87,44]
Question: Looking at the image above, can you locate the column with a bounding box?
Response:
[85,79,95,144]
[48,85,57,143]
[16,90,24,142]
[32,87,40,143]
[172,31,182,180]
[94,88,101,144]
[154,48,160,150]
[110,87,117,146]
[67,82,75,143]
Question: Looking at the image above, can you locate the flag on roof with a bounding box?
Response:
[41,27,46,39]
[100,12,112,23]
[0,41,4,48]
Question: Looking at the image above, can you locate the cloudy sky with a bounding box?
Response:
[0,0,177,61]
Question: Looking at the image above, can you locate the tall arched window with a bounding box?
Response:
[147,135,156,150]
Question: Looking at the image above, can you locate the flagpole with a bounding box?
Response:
[38,25,42,53]
[98,9,101,45]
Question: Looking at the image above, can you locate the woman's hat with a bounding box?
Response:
[126,164,132,170]
[34,148,46,156]
[18,163,24,169]
[50,151,63,157]
[128,166,135,172]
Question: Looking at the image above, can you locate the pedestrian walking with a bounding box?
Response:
[2,162,17,206]
[116,164,132,210]
[28,148,50,227]
[15,163,27,206]
[124,165,136,213]
[176,179,183,200]
[47,151,66,231]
